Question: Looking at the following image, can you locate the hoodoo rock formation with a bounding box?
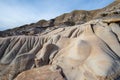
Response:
[0,0,120,80]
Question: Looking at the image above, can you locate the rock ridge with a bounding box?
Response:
[0,0,120,37]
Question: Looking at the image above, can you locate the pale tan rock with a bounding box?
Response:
[102,18,120,23]
[14,66,65,80]
[109,23,120,41]
[51,23,120,80]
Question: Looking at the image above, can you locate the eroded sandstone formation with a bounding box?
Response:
[0,19,120,80]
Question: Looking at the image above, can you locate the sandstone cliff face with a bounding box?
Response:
[0,1,120,80]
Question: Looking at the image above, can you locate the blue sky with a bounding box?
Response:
[0,0,114,31]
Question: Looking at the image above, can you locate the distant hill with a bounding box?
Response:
[0,0,120,37]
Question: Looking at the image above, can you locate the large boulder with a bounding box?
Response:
[14,66,65,80]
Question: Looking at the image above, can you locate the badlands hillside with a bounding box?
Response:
[0,0,120,80]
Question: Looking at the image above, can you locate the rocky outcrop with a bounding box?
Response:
[54,10,91,26]
[0,19,120,80]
